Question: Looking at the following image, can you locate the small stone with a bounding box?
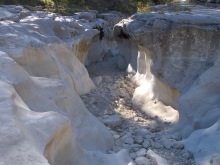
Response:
[113,134,120,139]
[124,137,134,144]
[145,134,156,139]
[113,146,122,153]
[162,140,172,149]
[134,136,144,144]
[182,152,191,159]
[134,117,139,122]
[119,98,126,105]
[135,157,151,165]
[115,139,123,147]
[147,149,168,165]
[152,142,163,149]
[136,148,147,157]
[92,76,102,86]
[137,128,150,136]
[120,133,132,142]
[89,98,96,104]
[129,127,135,133]
[102,115,122,128]
[130,152,137,160]
[142,140,150,148]
[103,75,114,83]
[172,142,184,149]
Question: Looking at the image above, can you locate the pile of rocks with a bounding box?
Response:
[82,55,196,165]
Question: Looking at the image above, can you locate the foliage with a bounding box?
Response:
[136,1,151,13]
[0,0,178,14]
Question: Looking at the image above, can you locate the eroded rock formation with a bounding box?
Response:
[0,5,134,165]
[114,7,220,164]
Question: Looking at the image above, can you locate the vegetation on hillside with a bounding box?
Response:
[0,0,173,14]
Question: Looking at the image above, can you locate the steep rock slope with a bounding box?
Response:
[0,6,134,165]
[0,51,134,165]
[114,7,220,164]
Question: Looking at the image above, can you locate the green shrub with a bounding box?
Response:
[136,1,150,13]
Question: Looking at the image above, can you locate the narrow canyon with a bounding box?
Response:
[0,4,220,165]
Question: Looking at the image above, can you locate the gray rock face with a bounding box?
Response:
[114,7,220,131]
[114,7,220,165]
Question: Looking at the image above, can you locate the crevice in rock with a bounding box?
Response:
[117,30,131,39]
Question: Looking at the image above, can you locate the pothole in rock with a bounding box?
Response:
[81,55,196,165]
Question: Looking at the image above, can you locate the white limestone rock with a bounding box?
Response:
[134,136,144,144]
[0,51,136,165]
[0,8,133,164]
[0,12,98,95]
